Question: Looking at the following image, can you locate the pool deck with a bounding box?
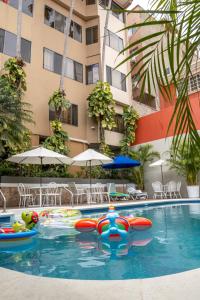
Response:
[1,198,200,300]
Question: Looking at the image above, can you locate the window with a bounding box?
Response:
[43,48,83,83]
[70,21,82,43]
[49,104,78,126]
[86,64,99,84]
[0,29,31,63]
[111,114,124,133]
[55,10,65,33]
[105,28,123,52]
[165,67,171,75]
[86,26,98,45]
[1,0,34,16]
[128,27,137,37]
[189,74,200,91]
[99,0,125,22]
[86,0,95,4]
[106,66,126,91]
[44,6,82,43]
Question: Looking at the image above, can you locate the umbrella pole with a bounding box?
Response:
[161,164,164,185]
[90,160,92,191]
[40,157,43,207]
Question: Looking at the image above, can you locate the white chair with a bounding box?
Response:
[62,187,74,206]
[18,183,34,207]
[68,182,87,205]
[43,182,62,206]
[90,183,110,203]
[176,181,182,198]
[0,190,6,212]
[165,181,177,198]
[152,181,166,199]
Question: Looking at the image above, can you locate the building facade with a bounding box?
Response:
[0,0,132,156]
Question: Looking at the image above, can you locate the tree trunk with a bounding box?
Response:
[60,0,76,91]
[100,0,112,82]
[98,0,112,144]
[16,0,23,58]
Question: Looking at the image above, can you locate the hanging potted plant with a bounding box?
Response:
[168,142,200,198]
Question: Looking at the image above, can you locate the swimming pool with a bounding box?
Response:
[1,202,200,280]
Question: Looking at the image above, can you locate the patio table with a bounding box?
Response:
[28,184,63,207]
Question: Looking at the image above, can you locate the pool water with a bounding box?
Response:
[1,203,200,280]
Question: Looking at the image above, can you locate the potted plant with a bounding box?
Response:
[168,143,200,198]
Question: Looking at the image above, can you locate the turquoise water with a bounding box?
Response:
[1,203,200,280]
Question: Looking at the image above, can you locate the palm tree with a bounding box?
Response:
[118,0,200,152]
[101,0,112,81]
[16,0,23,58]
[60,0,76,91]
[130,144,160,190]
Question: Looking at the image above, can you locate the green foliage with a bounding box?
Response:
[119,1,200,151]
[3,58,26,91]
[48,89,71,120]
[129,144,160,190]
[168,142,200,185]
[121,106,139,154]
[0,76,32,159]
[87,81,116,144]
[100,143,114,157]
[43,120,69,155]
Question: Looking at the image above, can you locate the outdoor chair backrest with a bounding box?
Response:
[68,182,78,194]
[0,190,6,212]
[95,183,105,193]
[177,181,181,192]
[18,183,26,196]
[107,183,116,194]
[168,181,177,192]
[127,183,137,194]
[47,182,59,194]
[152,181,163,192]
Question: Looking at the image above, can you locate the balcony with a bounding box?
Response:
[114,0,132,8]
[54,0,98,19]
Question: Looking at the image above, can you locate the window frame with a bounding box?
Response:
[106,65,126,92]
[105,28,124,52]
[86,26,98,45]
[0,28,31,63]
[1,0,34,16]
[49,104,78,127]
[43,47,83,83]
[44,5,82,43]
[86,63,99,84]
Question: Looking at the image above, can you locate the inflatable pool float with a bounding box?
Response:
[74,206,152,241]
[0,211,39,242]
[40,208,81,218]
[39,208,81,238]
[0,229,37,241]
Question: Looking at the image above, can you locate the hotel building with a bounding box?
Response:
[0,0,132,156]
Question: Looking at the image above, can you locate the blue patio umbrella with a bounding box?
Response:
[102,155,140,169]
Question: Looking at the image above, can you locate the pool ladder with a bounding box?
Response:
[0,190,6,213]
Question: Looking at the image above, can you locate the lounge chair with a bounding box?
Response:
[126,184,148,200]
[107,183,129,201]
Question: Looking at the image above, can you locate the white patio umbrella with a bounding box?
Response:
[149,159,166,185]
[7,147,72,205]
[72,149,113,188]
